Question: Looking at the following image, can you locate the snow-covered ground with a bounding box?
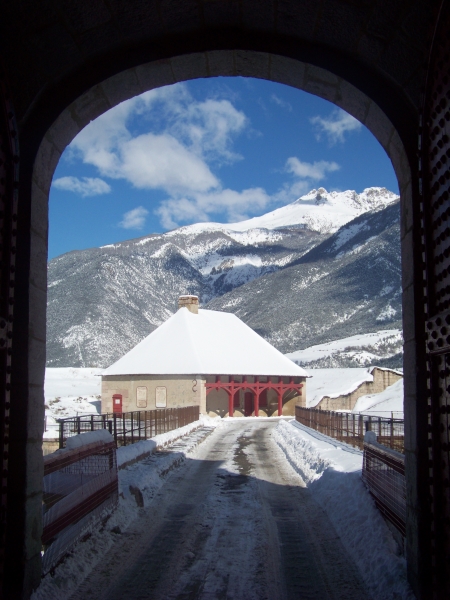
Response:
[286,329,403,368]
[44,368,102,439]
[34,418,412,600]
[274,420,413,600]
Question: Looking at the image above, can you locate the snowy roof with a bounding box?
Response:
[102,308,308,378]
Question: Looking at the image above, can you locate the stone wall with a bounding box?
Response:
[101,374,206,414]
[316,368,403,411]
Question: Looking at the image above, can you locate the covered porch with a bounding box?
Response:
[205,375,304,417]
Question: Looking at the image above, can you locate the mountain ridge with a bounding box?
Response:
[47,187,401,368]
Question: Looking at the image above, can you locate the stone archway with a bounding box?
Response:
[29,46,418,583]
[0,2,437,598]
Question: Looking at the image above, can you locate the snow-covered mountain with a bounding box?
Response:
[205,200,402,358]
[171,186,398,235]
[222,187,398,234]
[46,188,401,368]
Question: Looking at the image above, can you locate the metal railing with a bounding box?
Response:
[42,436,118,573]
[295,406,404,452]
[58,406,200,448]
[362,437,406,536]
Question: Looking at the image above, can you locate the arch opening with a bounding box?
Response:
[22,49,419,598]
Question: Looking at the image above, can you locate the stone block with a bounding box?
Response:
[303,65,339,104]
[24,490,43,563]
[206,50,235,77]
[27,385,46,442]
[100,68,143,108]
[403,340,419,400]
[400,179,413,238]
[136,60,175,92]
[364,100,394,152]
[47,108,81,154]
[234,50,270,79]
[28,285,47,342]
[401,228,416,291]
[30,184,49,242]
[72,85,111,129]
[269,55,305,90]
[171,53,208,83]
[29,232,48,293]
[388,130,411,190]
[402,284,417,344]
[28,337,46,388]
[335,79,370,124]
[25,441,44,500]
[403,392,418,453]
[32,138,61,196]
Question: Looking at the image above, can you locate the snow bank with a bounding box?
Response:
[273,420,413,600]
[65,430,113,449]
[32,422,218,600]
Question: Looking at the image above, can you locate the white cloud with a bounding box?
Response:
[310,108,362,145]
[119,206,149,229]
[68,84,245,196]
[285,157,340,180]
[52,176,111,197]
[155,187,270,229]
[270,94,292,111]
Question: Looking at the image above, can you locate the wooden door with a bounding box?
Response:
[112,394,122,413]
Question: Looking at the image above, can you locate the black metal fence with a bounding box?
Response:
[295,406,404,452]
[58,406,200,448]
[362,440,406,536]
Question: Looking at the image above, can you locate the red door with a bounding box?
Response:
[244,392,253,416]
[112,394,122,414]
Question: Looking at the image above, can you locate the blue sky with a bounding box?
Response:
[49,77,398,259]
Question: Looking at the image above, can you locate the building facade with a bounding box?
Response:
[101,296,308,417]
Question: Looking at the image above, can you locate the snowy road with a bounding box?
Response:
[71,421,367,600]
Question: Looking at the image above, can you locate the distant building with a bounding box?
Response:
[101,295,308,417]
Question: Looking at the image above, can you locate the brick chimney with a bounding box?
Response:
[178,295,199,314]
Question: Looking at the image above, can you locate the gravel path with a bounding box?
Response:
[71,421,368,600]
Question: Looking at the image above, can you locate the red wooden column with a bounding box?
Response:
[278,377,283,416]
[254,376,259,417]
[229,376,234,417]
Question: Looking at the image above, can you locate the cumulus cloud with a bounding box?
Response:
[68,84,245,196]
[119,206,149,229]
[285,157,340,180]
[52,176,111,197]
[270,94,292,111]
[310,108,362,145]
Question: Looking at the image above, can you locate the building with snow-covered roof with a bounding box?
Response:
[101,296,308,417]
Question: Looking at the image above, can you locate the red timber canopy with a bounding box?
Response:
[205,375,303,417]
